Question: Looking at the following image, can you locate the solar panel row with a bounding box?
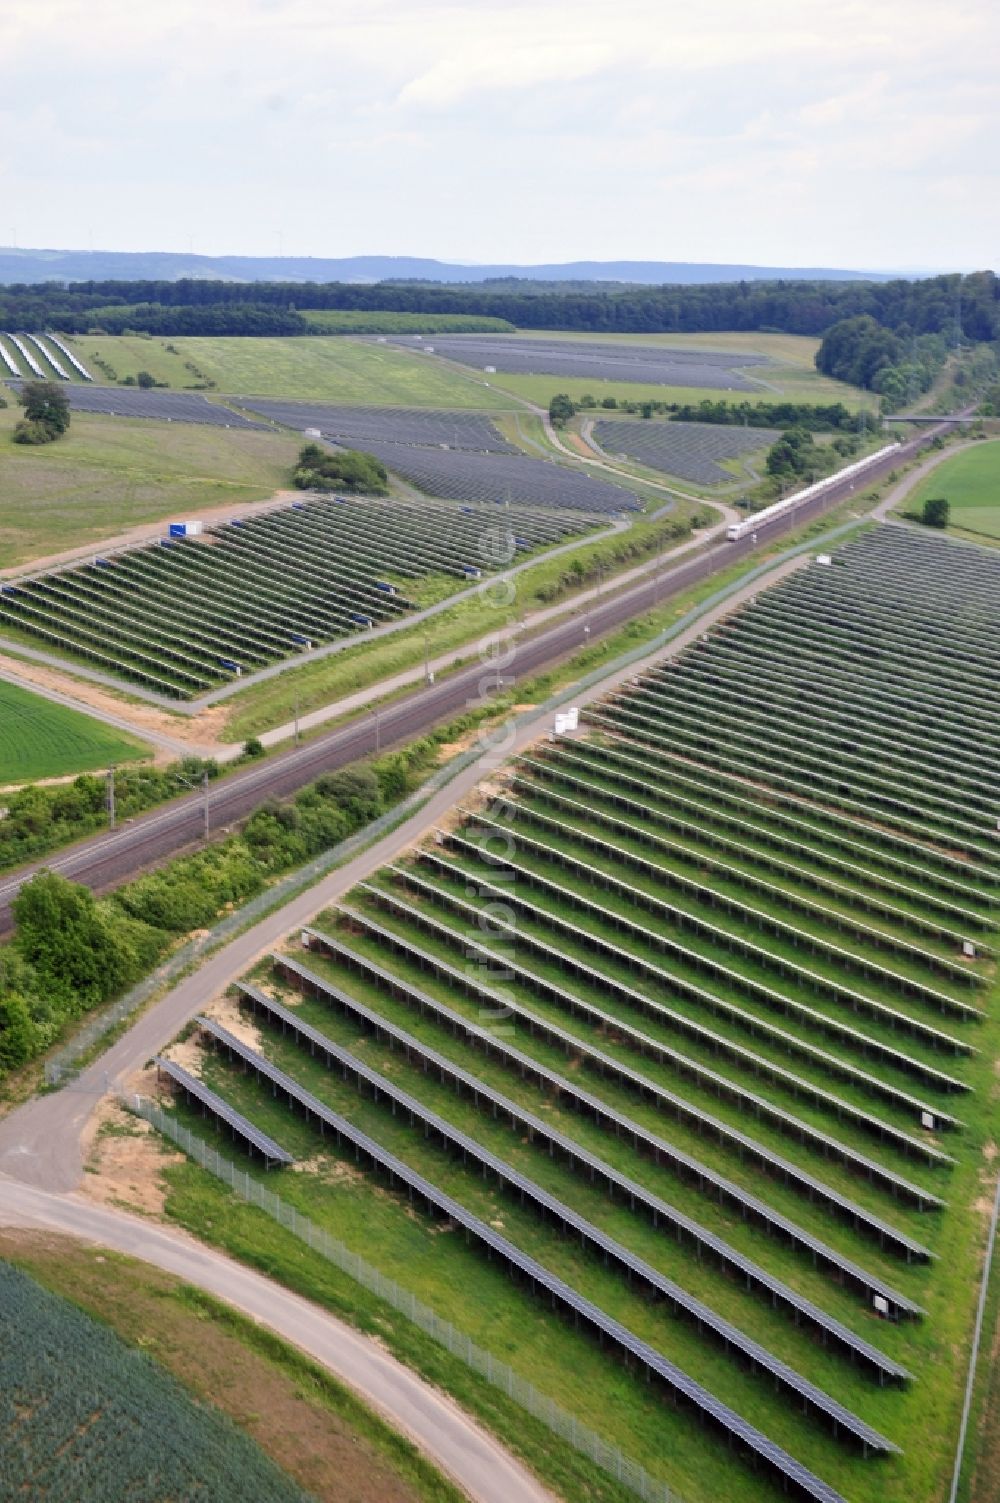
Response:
[394,856,952,1191]
[236,399,520,454]
[252,963,920,1351]
[154,1056,294,1166]
[387,335,771,391]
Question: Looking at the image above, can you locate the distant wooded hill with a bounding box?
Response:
[0,248,897,287]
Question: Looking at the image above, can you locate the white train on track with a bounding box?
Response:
[726,442,901,541]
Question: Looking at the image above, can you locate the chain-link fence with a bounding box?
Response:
[130,1097,680,1503]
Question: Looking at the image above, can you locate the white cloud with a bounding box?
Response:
[0,0,996,267]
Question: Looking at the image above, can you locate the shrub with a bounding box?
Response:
[922,496,950,528]
[12,418,55,445]
[292,444,388,495]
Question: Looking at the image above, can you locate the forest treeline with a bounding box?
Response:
[0,269,996,342]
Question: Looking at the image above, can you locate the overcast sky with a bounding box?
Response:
[2,0,996,271]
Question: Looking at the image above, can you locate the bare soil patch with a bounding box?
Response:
[81,1097,183,1217]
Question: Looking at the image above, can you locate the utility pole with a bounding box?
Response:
[293,694,300,746]
[424,633,432,684]
[107,766,116,831]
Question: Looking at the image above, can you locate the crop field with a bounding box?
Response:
[0,680,148,782]
[0,1260,307,1502]
[152,522,1000,1503]
[0,406,302,570]
[388,334,773,390]
[592,418,780,484]
[906,440,1000,540]
[354,439,640,513]
[235,400,520,452]
[0,495,594,698]
[62,334,512,408]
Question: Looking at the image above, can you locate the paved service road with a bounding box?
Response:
[0,1180,555,1503]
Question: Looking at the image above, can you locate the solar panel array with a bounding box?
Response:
[388,335,772,390]
[34,384,270,428]
[46,332,93,380]
[349,439,640,514]
[231,981,903,1436]
[0,494,592,697]
[236,399,520,453]
[160,525,998,1503]
[593,418,781,484]
[274,941,922,1317]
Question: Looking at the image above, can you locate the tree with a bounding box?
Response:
[548,393,575,427]
[12,870,139,1009]
[19,381,70,436]
[0,993,39,1071]
[315,765,381,822]
[136,369,155,388]
[765,426,819,480]
[922,496,950,528]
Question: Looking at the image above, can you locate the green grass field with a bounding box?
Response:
[0,681,148,783]
[906,440,1000,539]
[0,404,302,569]
[64,335,516,408]
[301,311,516,334]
